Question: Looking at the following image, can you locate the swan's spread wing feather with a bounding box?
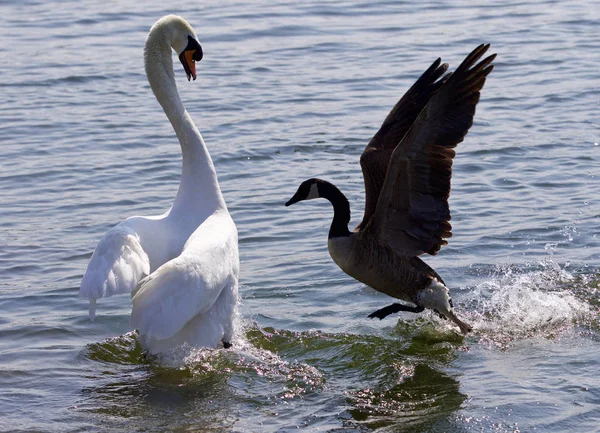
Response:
[130,218,239,342]
[357,58,449,230]
[368,44,495,256]
[79,225,150,319]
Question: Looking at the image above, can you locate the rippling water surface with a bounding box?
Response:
[1,0,599,431]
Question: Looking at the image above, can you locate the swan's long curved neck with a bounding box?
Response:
[319,182,351,238]
[144,30,225,215]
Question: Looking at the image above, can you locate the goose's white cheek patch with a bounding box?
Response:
[306,183,320,200]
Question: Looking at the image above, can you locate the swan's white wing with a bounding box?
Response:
[79,224,150,319]
[130,219,238,342]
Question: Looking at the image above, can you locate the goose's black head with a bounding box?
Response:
[285,178,351,238]
[285,178,324,207]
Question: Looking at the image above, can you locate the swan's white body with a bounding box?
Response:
[79,15,239,354]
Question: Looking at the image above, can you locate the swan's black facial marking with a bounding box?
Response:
[178,35,203,81]
[186,35,203,61]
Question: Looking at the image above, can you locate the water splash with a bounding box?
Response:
[459,261,591,347]
[132,309,328,404]
[84,301,325,402]
[186,324,325,399]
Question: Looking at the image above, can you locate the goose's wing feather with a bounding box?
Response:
[357,58,449,230]
[367,44,495,256]
[130,218,239,342]
[79,224,150,319]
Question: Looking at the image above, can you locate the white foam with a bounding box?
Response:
[151,293,247,368]
[462,261,591,341]
[148,298,324,395]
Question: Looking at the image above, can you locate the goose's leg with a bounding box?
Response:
[368,303,424,320]
[434,297,452,319]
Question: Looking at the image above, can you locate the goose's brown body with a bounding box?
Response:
[286,45,495,334]
[328,234,434,303]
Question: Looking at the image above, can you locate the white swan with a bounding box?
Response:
[79,15,239,353]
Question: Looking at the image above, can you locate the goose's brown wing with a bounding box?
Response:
[356,58,449,231]
[366,44,495,256]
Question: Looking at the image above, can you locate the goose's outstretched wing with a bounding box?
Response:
[79,224,150,320]
[357,58,449,230]
[366,44,495,256]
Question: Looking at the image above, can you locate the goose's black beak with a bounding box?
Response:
[285,193,302,207]
[179,36,203,81]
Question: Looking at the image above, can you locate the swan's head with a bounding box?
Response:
[178,34,203,81]
[148,15,203,81]
[285,178,326,206]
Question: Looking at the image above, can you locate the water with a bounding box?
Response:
[1,0,599,431]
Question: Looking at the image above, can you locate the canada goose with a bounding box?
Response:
[79,15,239,353]
[285,44,495,334]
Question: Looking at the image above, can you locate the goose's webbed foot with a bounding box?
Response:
[368,303,425,320]
[433,309,447,320]
[222,341,232,349]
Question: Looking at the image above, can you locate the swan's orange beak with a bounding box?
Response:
[180,50,197,81]
[179,36,203,82]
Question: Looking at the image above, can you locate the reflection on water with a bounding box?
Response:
[347,364,465,432]
[81,335,236,430]
[78,323,470,431]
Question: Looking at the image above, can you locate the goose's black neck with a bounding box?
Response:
[318,181,351,238]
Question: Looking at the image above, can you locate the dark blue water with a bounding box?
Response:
[1,0,599,431]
